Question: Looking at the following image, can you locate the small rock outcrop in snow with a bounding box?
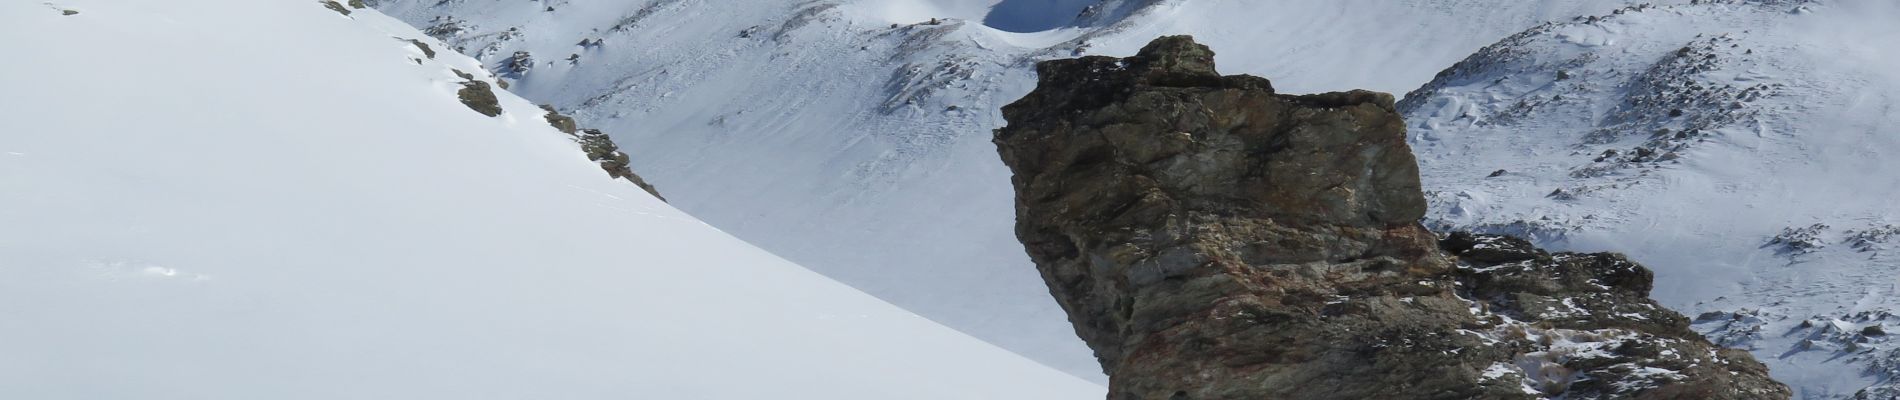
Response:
[996,36,1789,400]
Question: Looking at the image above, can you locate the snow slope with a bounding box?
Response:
[0,1,1102,398]
[370,0,1652,380]
[1400,1,1900,397]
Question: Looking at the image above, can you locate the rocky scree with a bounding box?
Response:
[994,35,1789,400]
[540,105,663,201]
[442,63,657,199]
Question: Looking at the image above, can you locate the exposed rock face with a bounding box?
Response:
[455,79,503,117]
[540,105,664,201]
[447,69,660,200]
[579,128,663,200]
[995,36,1788,400]
[319,0,351,16]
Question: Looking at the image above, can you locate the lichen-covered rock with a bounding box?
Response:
[995,35,1788,400]
[441,73,658,200]
[318,0,350,16]
[579,129,663,201]
[406,38,436,59]
[455,80,502,117]
[540,104,579,134]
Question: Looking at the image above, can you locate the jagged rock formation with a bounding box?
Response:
[319,0,351,16]
[994,36,1789,400]
[455,79,503,117]
[446,65,659,199]
[539,105,664,201]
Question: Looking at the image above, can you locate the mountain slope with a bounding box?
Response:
[1400,1,1900,397]
[369,0,1649,379]
[0,1,1101,398]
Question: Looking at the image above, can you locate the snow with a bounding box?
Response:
[1403,1,1900,396]
[0,1,1102,398]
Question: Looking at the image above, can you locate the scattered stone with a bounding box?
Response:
[422,17,466,40]
[1442,231,1545,264]
[1768,223,1830,255]
[456,80,503,117]
[1846,225,1900,253]
[407,39,436,59]
[532,105,662,200]
[540,105,579,135]
[318,0,350,16]
[578,129,664,201]
[502,51,534,78]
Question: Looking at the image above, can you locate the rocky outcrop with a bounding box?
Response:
[994,36,1788,399]
[539,105,665,201]
[455,79,503,117]
[319,0,352,16]
[446,71,660,200]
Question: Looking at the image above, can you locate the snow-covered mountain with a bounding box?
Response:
[0,1,1101,398]
[367,0,1656,380]
[1402,1,1900,397]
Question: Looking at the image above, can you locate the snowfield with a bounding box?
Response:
[0,1,1101,398]
[1404,1,1900,397]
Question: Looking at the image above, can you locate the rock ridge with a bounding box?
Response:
[995,35,1788,400]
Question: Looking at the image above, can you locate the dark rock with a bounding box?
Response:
[1441,231,1545,264]
[578,129,664,201]
[503,51,534,78]
[540,105,580,135]
[318,0,350,16]
[347,0,365,9]
[407,39,436,59]
[456,80,503,117]
[61,9,79,15]
[530,105,661,201]
[995,35,1788,400]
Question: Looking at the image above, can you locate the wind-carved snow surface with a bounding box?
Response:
[0,1,1103,398]
[1403,1,1900,397]
[369,0,1654,380]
